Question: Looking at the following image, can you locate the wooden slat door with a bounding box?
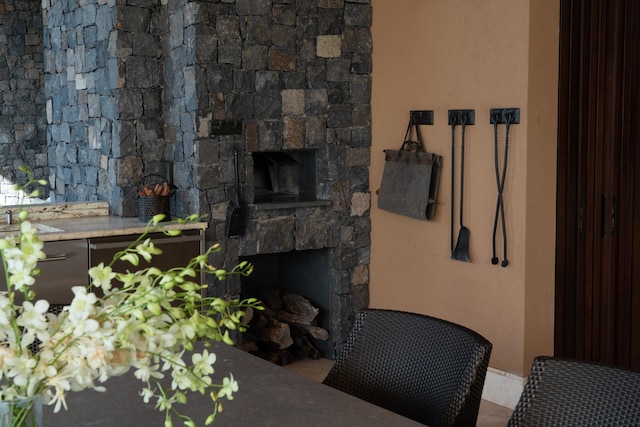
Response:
[556,0,640,369]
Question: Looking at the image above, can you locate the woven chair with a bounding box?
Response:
[508,356,640,426]
[322,309,492,427]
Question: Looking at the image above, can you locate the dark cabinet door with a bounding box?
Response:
[0,239,89,305]
[556,0,640,369]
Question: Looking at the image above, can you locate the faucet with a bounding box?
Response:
[5,210,11,225]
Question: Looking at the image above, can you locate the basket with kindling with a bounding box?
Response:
[138,175,173,222]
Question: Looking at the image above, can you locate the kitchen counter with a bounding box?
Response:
[1,202,209,305]
[34,215,208,242]
[1,201,207,241]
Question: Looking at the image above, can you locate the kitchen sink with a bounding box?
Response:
[0,222,64,236]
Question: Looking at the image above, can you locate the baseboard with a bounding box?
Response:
[481,367,524,409]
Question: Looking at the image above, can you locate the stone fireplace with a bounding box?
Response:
[175,0,374,357]
[2,0,372,357]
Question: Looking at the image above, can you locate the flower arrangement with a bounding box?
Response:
[0,170,262,427]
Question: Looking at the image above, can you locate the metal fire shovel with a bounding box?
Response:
[451,113,472,262]
[225,147,245,237]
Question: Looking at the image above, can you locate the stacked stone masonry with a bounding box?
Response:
[2,0,372,357]
[179,0,373,356]
[0,0,48,201]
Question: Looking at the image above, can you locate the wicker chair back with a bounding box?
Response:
[323,309,492,427]
[508,356,640,426]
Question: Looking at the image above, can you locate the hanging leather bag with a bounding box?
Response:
[377,112,443,220]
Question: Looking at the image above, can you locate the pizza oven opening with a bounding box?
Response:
[252,150,317,205]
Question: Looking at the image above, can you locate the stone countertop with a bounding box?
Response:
[1,201,207,241]
[34,215,208,242]
[3,201,111,220]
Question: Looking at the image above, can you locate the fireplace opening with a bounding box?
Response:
[240,249,332,361]
[252,150,318,205]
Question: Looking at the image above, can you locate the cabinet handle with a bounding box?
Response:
[40,253,67,262]
[601,194,606,238]
[88,235,202,251]
[611,196,616,236]
[578,203,584,234]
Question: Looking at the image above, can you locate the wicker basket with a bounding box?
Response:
[138,195,171,222]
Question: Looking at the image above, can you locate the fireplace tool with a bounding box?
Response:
[490,108,519,267]
[450,119,457,252]
[225,146,245,237]
[450,110,474,262]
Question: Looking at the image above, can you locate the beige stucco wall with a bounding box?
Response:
[369,0,558,376]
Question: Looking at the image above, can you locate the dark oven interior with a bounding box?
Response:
[252,150,317,204]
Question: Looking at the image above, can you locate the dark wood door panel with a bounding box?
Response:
[556,0,640,369]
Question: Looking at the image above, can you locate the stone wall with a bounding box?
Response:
[4,0,373,356]
[0,0,48,202]
[42,0,169,215]
[163,0,201,217]
[166,0,373,355]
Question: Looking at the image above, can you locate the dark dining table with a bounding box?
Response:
[44,342,424,426]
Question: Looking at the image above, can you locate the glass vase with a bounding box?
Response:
[0,396,43,427]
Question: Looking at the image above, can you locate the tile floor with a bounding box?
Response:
[284,357,513,427]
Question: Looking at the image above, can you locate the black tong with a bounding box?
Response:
[490,108,519,267]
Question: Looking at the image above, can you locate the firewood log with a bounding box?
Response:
[261,317,293,349]
[281,292,319,324]
[292,323,329,341]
